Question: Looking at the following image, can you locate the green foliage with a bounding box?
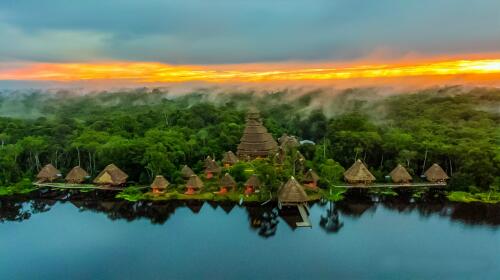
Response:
[447,191,500,204]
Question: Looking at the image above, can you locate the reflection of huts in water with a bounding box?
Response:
[185,200,204,213]
[244,174,261,195]
[278,176,308,207]
[424,163,449,183]
[320,202,343,233]
[218,173,237,194]
[185,175,204,195]
[222,151,238,168]
[65,166,90,184]
[204,160,221,179]
[336,199,375,217]
[245,205,278,238]
[237,108,278,159]
[303,169,320,190]
[150,175,170,194]
[93,164,128,186]
[180,165,195,180]
[280,207,303,230]
[219,202,236,214]
[36,164,62,183]
[389,164,412,183]
[344,159,376,185]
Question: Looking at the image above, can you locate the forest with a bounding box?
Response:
[0,86,499,194]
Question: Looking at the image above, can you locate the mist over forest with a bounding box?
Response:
[1,86,499,190]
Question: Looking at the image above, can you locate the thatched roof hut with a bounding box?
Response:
[424,163,449,183]
[244,174,261,194]
[237,108,278,159]
[280,134,300,150]
[204,156,213,168]
[219,173,237,192]
[204,160,221,179]
[65,166,89,184]
[222,151,238,167]
[303,169,320,187]
[181,165,195,179]
[150,175,170,193]
[93,164,128,186]
[344,159,376,184]
[389,164,412,183]
[278,177,308,205]
[36,164,62,183]
[186,175,203,190]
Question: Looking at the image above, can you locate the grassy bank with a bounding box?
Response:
[0,179,37,196]
[447,191,500,204]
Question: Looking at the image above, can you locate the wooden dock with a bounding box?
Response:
[34,183,148,191]
[335,182,447,189]
[296,204,312,228]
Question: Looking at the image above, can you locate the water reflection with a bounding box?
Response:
[1,190,499,236]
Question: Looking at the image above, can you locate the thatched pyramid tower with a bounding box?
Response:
[424,163,449,183]
[344,159,376,184]
[237,108,278,159]
[389,164,412,183]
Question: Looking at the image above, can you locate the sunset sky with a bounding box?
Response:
[1,0,500,87]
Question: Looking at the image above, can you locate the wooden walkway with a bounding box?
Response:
[335,182,447,189]
[34,183,148,191]
[296,205,312,228]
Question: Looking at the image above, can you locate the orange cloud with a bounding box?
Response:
[1,58,500,86]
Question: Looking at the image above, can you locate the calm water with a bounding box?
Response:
[1,191,499,280]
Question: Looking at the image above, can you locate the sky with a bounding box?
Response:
[1,0,500,87]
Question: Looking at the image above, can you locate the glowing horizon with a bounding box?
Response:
[2,57,500,85]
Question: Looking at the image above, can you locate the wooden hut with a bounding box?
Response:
[185,175,204,195]
[65,166,90,184]
[303,169,320,189]
[36,164,62,183]
[204,160,221,179]
[237,108,278,159]
[93,164,128,186]
[389,164,412,183]
[218,173,237,194]
[150,175,170,194]
[222,151,238,168]
[244,174,261,195]
[278,176,308,207]
[424,163,449,183]
[181,165,195,180]
[344,159,376,185]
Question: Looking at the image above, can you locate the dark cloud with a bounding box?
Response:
[0,0,499,63]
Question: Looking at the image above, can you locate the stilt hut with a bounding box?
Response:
[424,163,449,183]
[222,151,238,168]
[278,176,308,207]
[36,164,62,183]
[93,164,128,186]
[150,175,170,194]
[185,175,204,194]
[237,108,278,159]
[65,166,90,184]
[218,173,237,194]
[181,165,195,180]
[244,174,261,195]
[303,169,320,189]
[344,159,376,185]
[389,164,412,183]
[204,160,221,179]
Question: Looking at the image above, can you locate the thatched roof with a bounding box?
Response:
[65,166,89,183]
[186,175,204,189]
[36,164,61,182]
[389,164,412,183]
[344,159,376,183]
[93,164,128,185]
[278,177,308,203]
[222,151,238,165]
[181,165,195,179]
[424,163,449,182]
[237,109,278,158]
[219,173,237,188]
[204,156,213,168]
[205,160,221,173]
[304,169,320,183]
[280,134,300,150]
[245,174,261,188]
[151,175,170,190]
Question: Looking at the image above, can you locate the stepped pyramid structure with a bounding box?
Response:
[237,108,278,159]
